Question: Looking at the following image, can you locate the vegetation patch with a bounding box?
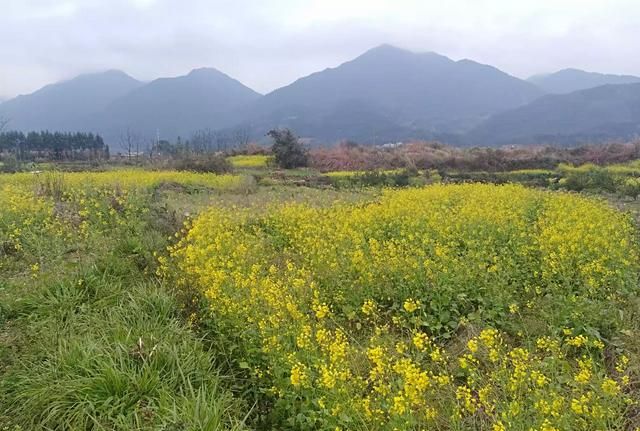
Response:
[0,169,249,430]
[228,154,273,168]
[167,184,639,430]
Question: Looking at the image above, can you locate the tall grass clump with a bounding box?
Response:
[1,275,247,430]
[0,169,250,430]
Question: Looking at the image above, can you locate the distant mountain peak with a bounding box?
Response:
[360,44,444,60]
[365,44,408,53]
[94,65,261,142]
[0,68,144,132]
[246,45,542,143]
[97,69,131,76]
[560,67,585,73]
[70,69,138,82]
[355,44,412,60]
[187,67,224,77]
[181,67,257,91]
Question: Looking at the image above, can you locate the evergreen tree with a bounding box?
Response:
[267,128,308,169]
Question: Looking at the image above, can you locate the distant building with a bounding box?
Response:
[380,142,404,149]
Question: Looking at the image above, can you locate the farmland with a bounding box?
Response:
[5,3,640,430]
[1,166,639,430]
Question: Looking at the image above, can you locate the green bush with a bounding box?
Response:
[170,153,232,174]
[557,164,617,192]
[618,177,640,200]
[268,129,309,169]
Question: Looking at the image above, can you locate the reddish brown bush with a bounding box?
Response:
[309,141,640,172]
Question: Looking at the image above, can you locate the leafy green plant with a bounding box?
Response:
[268,129,309,169]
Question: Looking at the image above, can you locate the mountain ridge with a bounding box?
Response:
[2,45,640,147]
[528,68,640,94]
[236,44,543,142]
[469,83,640,146]
[95,66,261,141]
[0,70,142,132]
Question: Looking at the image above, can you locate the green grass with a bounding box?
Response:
[0,178,248,430]
[157,184,377,217]
[2,278,246,430]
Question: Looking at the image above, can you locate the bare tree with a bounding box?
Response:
[144,134,157,161]
[119,127,141,162]
[191,129,217,153]
[120,128,133,161]
[190,128,236,153]
[214,130,229,152]
[135,135,140,163]
[232,126,251,150]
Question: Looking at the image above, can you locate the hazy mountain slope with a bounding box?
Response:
[240,44,543,142]
[0,70,142,131]
[529,69,640,94]
[470,83,640,146]
[98,68,261,141]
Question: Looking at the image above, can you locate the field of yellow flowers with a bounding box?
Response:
[168,184,640,430]
[0,169,252,263]
[2,167,640,430]
[227,154,273,168]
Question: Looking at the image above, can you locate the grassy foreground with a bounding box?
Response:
[0,171,251,430]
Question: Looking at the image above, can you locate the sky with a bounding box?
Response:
[1,0,640,99]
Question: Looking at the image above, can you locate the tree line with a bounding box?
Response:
[0,130,109,161]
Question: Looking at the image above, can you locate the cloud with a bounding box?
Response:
[1,0,639,98]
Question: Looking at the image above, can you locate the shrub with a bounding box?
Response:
[0,155,22,173]
[557,164,617,192]
[170,153,232,174]
[35,171,67,200]
[619,177,640,200]
[310,141,640,174]
[268,129,309,169]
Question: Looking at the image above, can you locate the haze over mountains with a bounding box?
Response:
[0,70,142,133]
[528,69,640,94]
[236,45,543,143]
[95,68,261,141]
[471,83,640,146]
[1,44,640,148]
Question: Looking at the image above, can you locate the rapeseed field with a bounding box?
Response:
[168,184,639,430]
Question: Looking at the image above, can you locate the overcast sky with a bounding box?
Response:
[1,0,639,99]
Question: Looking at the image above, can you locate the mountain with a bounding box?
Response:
[529,69,640,94]
[14,47,640,147]
[469,83,640,146]
[0,70,142,131]
[238,44,543,143]
[0,68,261,144]
[98,68,261,141]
